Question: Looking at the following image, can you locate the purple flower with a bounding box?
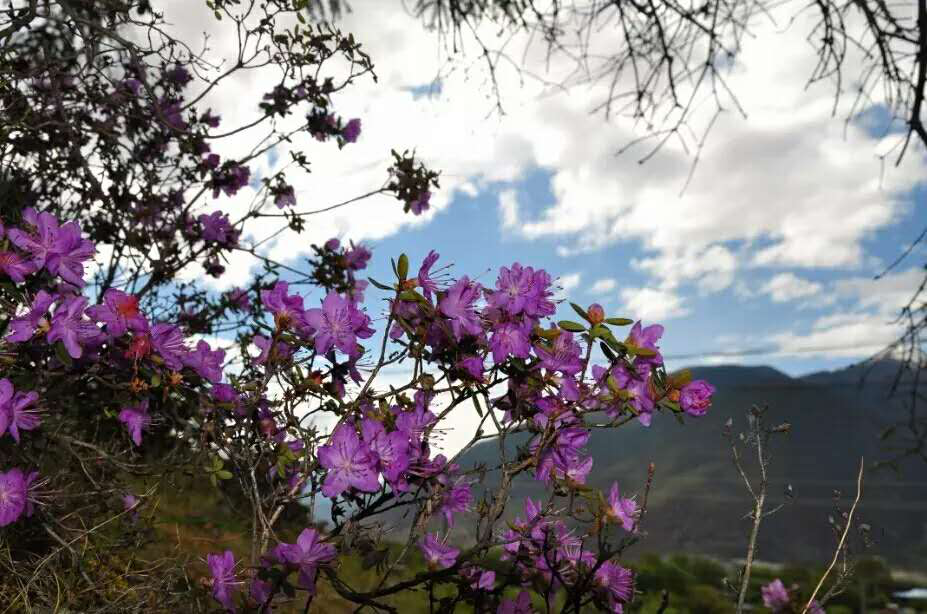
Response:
[440,481,472,526]
[419,533,458,569]
[198,211,239,246]
[439,277,483,339]
[627,321,664,366]
[761,579,790,611]
[0,249,35,282]
[497,590,533,614]
[274,184,296,208]
[46,221,94,287]
[86,289,147,337]
[490,263,534,315]
[490,321,532,363]
[226,287,251,310]
[260,281,304,329]
[344,243,371,270]
[249,577,273,606]
[207,550,239,612]
[456,355,484,381]
[8,209,60,270]
[165,65,192,86]
[342,118,362,143]
[418,250,441,299]
[118,400,151,446]
[252,334,293,366]
[201,108,221,128]
[277,528,337,593]
[462,566,495,591]
[609,365,655,426]
[0,382,40,443]
[535,331,583,375]
[317,423,381,497]
[0,468,28,526]
[303,292,373,358]
[679,380,715,417]
[606,482,639,532]
[490,264,555,319]
[395,399,437,444]
[150,323,189,370]
[408,191,431,215]
[183,340,225,383]
[7,291,54,342]
[595,562,634,612]
[808,601,825,614]
[123,494,139,512]
[47,296,102,359]
[361,419,411,486]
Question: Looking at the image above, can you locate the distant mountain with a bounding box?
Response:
[455,361,927,567]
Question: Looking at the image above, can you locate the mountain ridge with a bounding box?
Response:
[454,360,927,566]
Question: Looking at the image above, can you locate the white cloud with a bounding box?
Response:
[761,273,822,303]
[559,272,582,292]
[620,286,689,321]
[157,0,926,302]
[588,278,617,295]
[767,267,923,358]
[498,189,520,228]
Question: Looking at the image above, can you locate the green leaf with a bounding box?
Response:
[600,342,616,361]
[605,317,634,326]
[471,395,483,418]
[397,253,409,280]
[606,375,621,394]
[669,369,692,388]
[216,470,234,480]
[569,302,591,323]
[368,277,393,291]
[558,320,586,332]
[150,374,162,388]
[629,345,657,358]
[589,324,609,339]
[54,342,73,368]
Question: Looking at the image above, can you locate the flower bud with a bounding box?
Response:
[587,303,605,324]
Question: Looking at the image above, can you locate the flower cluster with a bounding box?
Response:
[761,579,826,614]
[0,205,717,612]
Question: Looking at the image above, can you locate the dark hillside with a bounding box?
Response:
[456,362,927,567]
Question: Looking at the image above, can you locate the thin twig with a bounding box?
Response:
[801,457,865,614]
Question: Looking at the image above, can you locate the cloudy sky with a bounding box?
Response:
[163,0,926,380]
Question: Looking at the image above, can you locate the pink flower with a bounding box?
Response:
[418,533,458,569]
[47,296,102,359]
[439,277,483,339]
[0,249,35,283]
[7,291,54,342]
[150,323,189,370]
[679,380,715,417]
[182,340,225,383]
[342,118,361,143]
[0,468,29,526]
[46,221,94,287]
[303,291,373,358]
[87,289,147,337]
[207,550,239,612]
[118,400,151,446]
[317,424,380,497]
[595,562,634,612]
[606,482,639,532]
[761,579,790,611]
[497,590,534,614]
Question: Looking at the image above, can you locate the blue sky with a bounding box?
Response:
[166,0,927,380]
[355,163,926,377]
